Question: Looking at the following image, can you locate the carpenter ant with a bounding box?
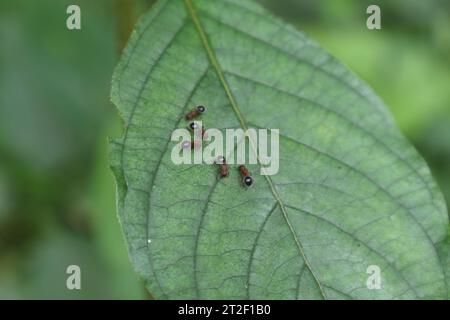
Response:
[239,165,253,187]
[215,156,229,179]
[188,122,208,139]
[185,105,206,120]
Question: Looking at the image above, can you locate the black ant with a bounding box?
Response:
[215,156,229,179]
[185,105,205,120]
[239,165,253,187]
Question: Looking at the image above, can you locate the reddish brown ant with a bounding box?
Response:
[188,122,208,139]
[215,156,229,179]
[185,105,206,120]
[239,165,253,187]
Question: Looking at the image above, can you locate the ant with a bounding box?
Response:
[239,165,253,187]
[215,156,229,179]
[181,140,201,150]
[185,105,206,120]
[188,122,208,139]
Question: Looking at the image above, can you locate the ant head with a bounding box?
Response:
[243,176,253,187]
[189,122,199,130]
[216,156,226,164]
[181,141,191,149]
[196,105,205,113]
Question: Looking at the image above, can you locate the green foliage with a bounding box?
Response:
[0,0,144,299]
[110,0,449,299]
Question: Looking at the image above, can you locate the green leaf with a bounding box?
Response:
[437,229,450,299]
[109,0,449,299]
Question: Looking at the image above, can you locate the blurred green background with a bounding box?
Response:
[0,0,448,299]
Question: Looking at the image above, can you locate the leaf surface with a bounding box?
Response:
[110,0,449,299]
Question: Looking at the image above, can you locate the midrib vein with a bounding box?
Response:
[183,0,327,299]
